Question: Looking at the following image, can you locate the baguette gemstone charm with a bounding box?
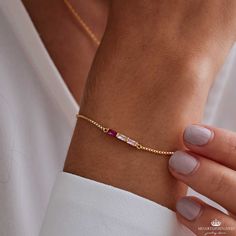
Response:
[107,131,139,147]
[110,132,139,147]
[77,114,175,156]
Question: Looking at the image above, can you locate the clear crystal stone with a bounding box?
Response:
[116,133,127,141]
[127,138,138,147]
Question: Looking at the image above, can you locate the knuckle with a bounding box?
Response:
[224,133,236,159]
[209,171,231,196]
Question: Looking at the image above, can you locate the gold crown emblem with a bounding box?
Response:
[211,219,221,227]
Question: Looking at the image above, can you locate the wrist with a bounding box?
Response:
[64,117,187,209]
[65,61,208,209]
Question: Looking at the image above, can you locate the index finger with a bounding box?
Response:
[183,125,236,170]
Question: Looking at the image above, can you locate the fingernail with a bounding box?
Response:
[184,125,213,146]
[176,198,202,221]
[169,151,199,175]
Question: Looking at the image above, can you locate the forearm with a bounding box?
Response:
[64,1,233,209]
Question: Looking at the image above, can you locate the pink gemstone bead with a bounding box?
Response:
[107,129,117,137]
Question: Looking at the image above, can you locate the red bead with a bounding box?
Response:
[107,129,117,137]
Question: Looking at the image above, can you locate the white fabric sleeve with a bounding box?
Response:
[39,172,194,236]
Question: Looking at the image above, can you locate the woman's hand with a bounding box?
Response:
[169,125,236,235]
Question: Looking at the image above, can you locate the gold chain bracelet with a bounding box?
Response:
[77,114,174,157]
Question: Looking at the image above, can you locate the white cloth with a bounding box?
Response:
[0,0,236,236]
[40,172,193,236]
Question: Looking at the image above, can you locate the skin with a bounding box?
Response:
[23,0,236,232]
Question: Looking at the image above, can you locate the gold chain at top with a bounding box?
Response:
[77,114,175,157]
[63,0,100,46]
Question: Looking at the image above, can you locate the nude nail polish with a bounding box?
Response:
[176,198,202,221]
[184,125,213,146]
[169,151,199,175]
